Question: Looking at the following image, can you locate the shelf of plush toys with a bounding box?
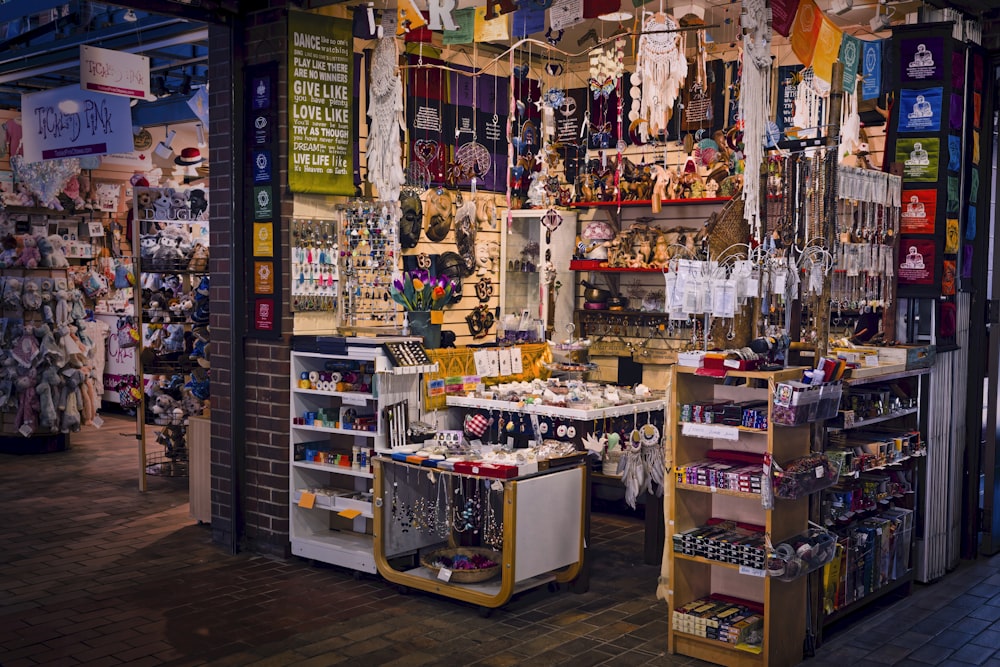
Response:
[131,186,211,478]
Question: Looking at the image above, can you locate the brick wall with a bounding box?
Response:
[208,8,296,556]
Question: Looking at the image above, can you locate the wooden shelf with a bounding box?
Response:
[673,552,748,571]
[844,367,931,386]
[569,260,667,273]
[675,482,761,500]
[569,197,732,208]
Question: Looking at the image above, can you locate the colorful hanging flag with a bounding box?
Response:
[396,0,427,35]
[474,5,509,42]
[811,14,843,85]
[790,0,821,67]
[512,1,546,37]
[839,34,861,93]
[861,39,882,100]
[443,7,475,44]
[898,87,942,133]
[771,0,801,37]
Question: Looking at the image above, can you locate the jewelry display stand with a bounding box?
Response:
[373,457,585,611]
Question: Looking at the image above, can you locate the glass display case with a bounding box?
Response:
[499,209,577,342]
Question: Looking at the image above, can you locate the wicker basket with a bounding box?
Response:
[420,547,502,583]
[602,449,623,476]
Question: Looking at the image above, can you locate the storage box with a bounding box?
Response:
[877,345,935,370]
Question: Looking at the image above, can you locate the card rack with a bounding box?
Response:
[382,340,432,367]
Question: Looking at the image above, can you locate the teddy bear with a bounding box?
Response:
[61,174,87,211]
[15,235,40,269]
[36,364,63,431]
[134,187,154,219]
[44,234,69,268]
[35,235,56,268]
[161,324,185,354]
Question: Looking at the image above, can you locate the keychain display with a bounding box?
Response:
[291,218,338,313]
[339,201,400,327]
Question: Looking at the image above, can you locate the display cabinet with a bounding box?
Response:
[288,339,433,573]
[499,209,576,340]
[818,367,929,629]
[668,366,812,667]
[373,457,585,610]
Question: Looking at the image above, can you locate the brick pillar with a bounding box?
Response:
[209,9,295,557]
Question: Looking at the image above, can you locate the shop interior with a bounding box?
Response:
[0,0,997,665]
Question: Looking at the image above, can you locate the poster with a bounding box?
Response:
[898,238,936,285]
[288,11,354,195]
[895,137,939,182]
[776,65,803,137]
[898,88,942,133]
[901,37,942,82]
[900,190,936,234]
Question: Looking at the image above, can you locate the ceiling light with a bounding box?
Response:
[123,9,138,22]
[831,0,853,15]
[870,10,892,31]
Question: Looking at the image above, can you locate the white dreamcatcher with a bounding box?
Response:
[366,36,405,203]
[630,12,688,142]
[739,0,774,242]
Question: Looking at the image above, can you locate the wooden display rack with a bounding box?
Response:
[668,366,812,667]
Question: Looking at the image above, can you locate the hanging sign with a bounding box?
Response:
[900,189,936,234]
[549,0,584,31]
[895,137,939,182]
[21,85,133,162]
[898,87,942,133]
[288,11,354,195]
[474,5,509,42]
[80,45,149,99]
[901,37,943,82]
[771,0,801,38]
[861,39,883,100]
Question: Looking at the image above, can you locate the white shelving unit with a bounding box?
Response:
[289,341,433,573]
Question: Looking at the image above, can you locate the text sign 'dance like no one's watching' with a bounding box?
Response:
[20,85,134,162]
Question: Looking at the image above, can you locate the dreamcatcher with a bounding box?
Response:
[740,0,775,242]
[367,36,405,203]
[630,12,687,142]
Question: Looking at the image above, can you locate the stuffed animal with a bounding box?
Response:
[189,189,208,219]
[61,175,87,211]
[2,277,22,310]
[151,228,187,269]
[36,365,62,431]
[152,189,171,220]
[59,368,83,433]
[15,235,40,269]
[53,288,70,326]
[162,324,185,354]
[21,281,41,311]
[0,235,18,267]
[152,393,179,425]
[45,235,69,267]
[168,188,190,219]
[77,365,97,426]
[15,370,39,434]
[188,243,209,272]
[139,234,158,261]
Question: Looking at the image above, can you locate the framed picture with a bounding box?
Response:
[94,181,123,212]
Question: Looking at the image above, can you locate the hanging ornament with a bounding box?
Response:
[633,12,687,142]
[366,36,405,204]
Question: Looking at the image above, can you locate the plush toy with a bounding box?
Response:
[61,174,87,211]
[15,370,39,434]
[162,324,185,354]
[44,234,69,267]
[11,182,34,207]
[189,189,208,219]
[0,235,18,267]
[36,365,62,431]
[21,281,41,311]
[188,243,209,272]
[151,228,187,269]
[15,235,40,269]
[53,288,70,326]
[152,189,172,220]
[2,277,22,310]
[152,393,179,425]
[59,368,83,433]
[139,234,158,261]
[77,171,95,209]
[168,188,190,219]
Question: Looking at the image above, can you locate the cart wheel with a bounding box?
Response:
[548,582,560,593]
[478,606,493,618]
[396,585,410,595]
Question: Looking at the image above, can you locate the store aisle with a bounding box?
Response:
[0,414,997,667]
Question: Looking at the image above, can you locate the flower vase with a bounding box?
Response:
[408,311,442,349]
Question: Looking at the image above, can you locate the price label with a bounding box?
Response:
[438,567,453,582]
[739,565,766,577]
[341,394,368,407]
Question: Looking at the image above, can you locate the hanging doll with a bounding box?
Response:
[15,370,39,434]
[59,367,85,433]
[36,365,62,431]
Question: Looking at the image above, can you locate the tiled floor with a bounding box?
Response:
[0,412,997,666]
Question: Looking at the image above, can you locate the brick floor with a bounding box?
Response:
[2,412,999,666]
